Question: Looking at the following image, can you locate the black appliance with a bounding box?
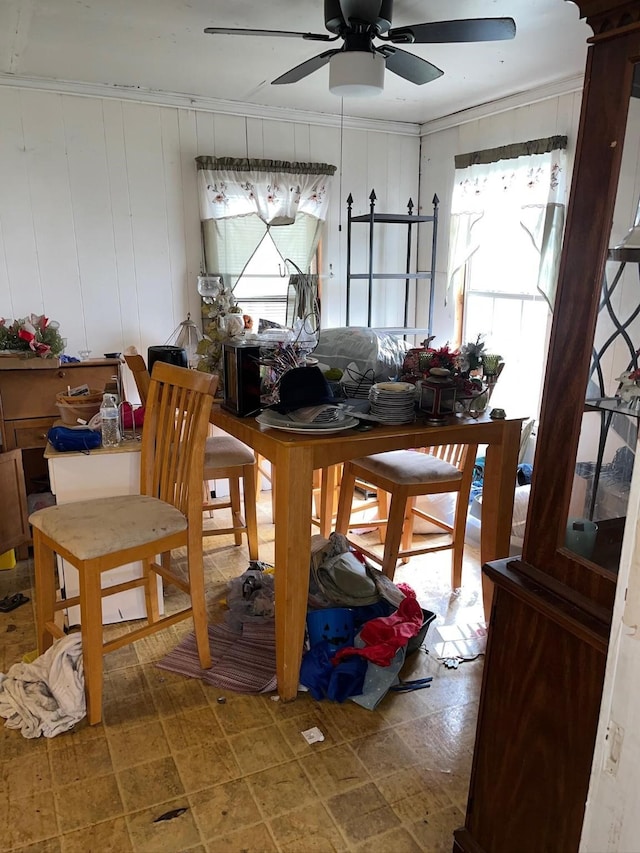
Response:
[221,340,263,417]
[147,345,187,374]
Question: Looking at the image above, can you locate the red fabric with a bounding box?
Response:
[121,405,145,428]
[396,583,417,600]
[331,595,424,668]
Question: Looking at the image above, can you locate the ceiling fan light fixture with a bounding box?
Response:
[329,51,384,97]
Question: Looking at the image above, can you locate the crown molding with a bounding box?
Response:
[0,71,586,138]
[420,74,585,136]
[0,73,420,136]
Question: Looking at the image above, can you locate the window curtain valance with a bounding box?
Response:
[454,135,568,169]
[447,136,568,310]
[195,156,336,225]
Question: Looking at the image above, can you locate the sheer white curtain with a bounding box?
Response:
[195,157,335,286]
[447,137,568,311]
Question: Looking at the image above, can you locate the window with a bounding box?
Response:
[232,235,290,326]
[462,207,552,419]
[195,155,334,328]
[448,138,568,421]
[224,220,319,328]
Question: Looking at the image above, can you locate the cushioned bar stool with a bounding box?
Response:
[124,350,258,560]
[311,464,343,538]
[255,453,276,518]
[256,456,342,538]
[30,362,217,725]
[202,426,259,559]
[335,443,478,586]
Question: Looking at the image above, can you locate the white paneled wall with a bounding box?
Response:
[0,85,420,399]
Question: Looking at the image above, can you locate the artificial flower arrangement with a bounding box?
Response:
[196,284,244,382]
[400,334,505,401]
[400,338,470,388]
[615,367,640,403]
[458,333,487,376]
[0,314,65,357]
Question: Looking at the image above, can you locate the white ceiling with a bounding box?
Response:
[0,0,591,126]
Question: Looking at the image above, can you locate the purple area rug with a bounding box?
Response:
[157,618,277,694]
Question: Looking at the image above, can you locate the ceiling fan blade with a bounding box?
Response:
[272,49,339,85]
[388,18,516,45]
[204,27,334,42]
[380,47,443,86]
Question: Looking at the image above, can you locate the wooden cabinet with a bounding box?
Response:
[0,449,30,556]
[455,561,609,853]
[46,441,163,625]
[454,3,640,852]
[0,358,121,494]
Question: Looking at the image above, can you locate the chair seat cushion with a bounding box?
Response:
[29,495,186,561]
[204,434,255,469]
[352,449,462,485]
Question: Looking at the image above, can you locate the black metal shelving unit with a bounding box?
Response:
[345,189,439,332]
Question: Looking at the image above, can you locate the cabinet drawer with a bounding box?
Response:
[0,361,120,420]
[11,418,57,449]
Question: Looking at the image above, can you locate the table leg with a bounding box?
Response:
[274,445,314,701]
[480,420,521,621]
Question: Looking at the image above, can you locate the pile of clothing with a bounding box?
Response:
[301,533,430,709]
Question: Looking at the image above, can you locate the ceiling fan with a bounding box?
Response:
[204,0,516,97]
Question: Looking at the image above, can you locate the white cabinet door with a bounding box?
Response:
[47,445,164,625]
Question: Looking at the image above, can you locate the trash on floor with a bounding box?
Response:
[0,592,29,612]
[431,621,487,662]
[0,549,16,570]
[153,807,189,823]
[390,677,433,693]
[301,726,325,744]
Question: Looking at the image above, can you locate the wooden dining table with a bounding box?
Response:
[211,406,524,701]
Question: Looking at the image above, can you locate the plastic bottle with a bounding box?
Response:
[100,393,121,447]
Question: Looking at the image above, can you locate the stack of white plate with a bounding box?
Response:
[368,382,417,424]
[341,379,375,399]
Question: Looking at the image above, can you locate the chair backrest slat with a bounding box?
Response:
[124,353,151,405]
[140,362,218,521]
[423,444,467,470]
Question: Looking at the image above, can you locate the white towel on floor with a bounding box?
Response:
[0,633,85,738]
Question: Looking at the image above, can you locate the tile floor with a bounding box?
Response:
[0,494,485,853]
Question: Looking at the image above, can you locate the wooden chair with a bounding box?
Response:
[202,423,258,558]
[123,353,150,406]
[124,352,258,559]
[335,443,478,586]
[311,464,343,538]
[30,362,217,725]
[255,453,276,519]
[255,454,341,538]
